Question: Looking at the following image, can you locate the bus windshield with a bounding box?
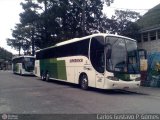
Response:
[23,57,35,72]
[105,36,139,74]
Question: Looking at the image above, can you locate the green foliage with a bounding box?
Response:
[8,0,143,54]
[12,0,148,56]
[7,24,32,55]
[7,0,114,53]
[111,10,141,40]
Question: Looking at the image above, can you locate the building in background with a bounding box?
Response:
[0,47,12,70]
[137,3,160,87]
[137,3,160,53]
[138,25,160,53]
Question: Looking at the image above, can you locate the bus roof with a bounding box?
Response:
[12,55,35,60]
[36,33,136,52]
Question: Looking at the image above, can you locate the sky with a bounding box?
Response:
[103,0,160,17]
[0,0,160,54]
[0,0,23,54]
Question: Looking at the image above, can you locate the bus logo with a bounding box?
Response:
[70,59,83,63]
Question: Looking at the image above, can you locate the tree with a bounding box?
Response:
[7,0,115,54]
[63,0,114,36]
[7,0,41,55]
[111,10,141,39]
[7,24,31,56]
[20,0,41,55]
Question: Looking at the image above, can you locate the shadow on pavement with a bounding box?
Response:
[36,78,148,95]
[13,73,36,77]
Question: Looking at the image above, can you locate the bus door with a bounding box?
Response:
[95,50,105,88]
[90,36,105,88]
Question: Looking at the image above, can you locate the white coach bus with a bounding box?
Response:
[34,33,144,90]
[12,56,35,75]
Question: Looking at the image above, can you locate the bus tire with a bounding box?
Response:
[41,71,46,81]
[20,70,23,76]
[46,72,50,82]
[79,74,88,90]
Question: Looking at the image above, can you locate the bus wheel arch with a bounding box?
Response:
[79,73,89,90]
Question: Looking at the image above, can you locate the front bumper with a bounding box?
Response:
[104,80,140,89]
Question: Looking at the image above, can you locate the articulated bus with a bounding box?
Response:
[12,56,35,75]
[34,33,144,90]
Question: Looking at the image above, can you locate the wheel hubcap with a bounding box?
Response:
[81,76,88,89]
[46,74,49,81]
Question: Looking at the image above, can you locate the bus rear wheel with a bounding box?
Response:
[80,74,88,90]
[46,73,50,82]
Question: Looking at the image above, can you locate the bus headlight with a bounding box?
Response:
[107,76,119,81]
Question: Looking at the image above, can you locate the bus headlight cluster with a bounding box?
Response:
[107,76,119,81]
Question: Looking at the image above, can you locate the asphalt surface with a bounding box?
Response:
[1,70,160,114]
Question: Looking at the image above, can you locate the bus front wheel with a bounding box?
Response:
[41,72,46,81]
[80,74,88,90]
[20,70,23,76]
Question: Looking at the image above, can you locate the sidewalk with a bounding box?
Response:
[131,86,160,97]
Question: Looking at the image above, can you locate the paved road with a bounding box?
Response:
[0,71,160,114]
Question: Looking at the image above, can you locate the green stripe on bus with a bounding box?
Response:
[14,64,19,72]
[40,58,67,80]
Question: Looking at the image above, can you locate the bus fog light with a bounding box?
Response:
[107,76,119,81]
